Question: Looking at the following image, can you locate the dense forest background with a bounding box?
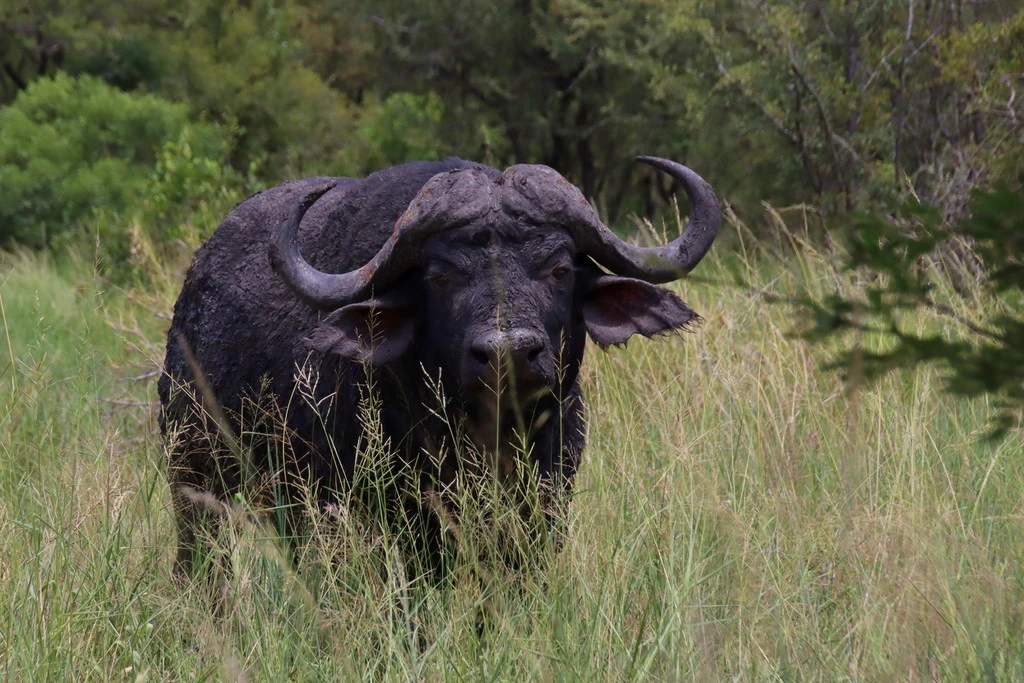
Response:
[2,0,1022,260]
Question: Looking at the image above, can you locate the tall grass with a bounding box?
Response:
[1,231,1021,680]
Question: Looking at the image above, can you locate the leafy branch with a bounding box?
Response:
[790,187,1024,437]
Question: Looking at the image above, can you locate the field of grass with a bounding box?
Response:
[1,235,1022,680]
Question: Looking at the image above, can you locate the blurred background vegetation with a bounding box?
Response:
[2,0,1021,253]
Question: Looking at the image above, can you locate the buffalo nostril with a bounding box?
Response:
[524,345,543,365]
[467,331,547,377]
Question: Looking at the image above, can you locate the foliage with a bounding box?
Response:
[151,0,361,179]
[0,0,68,102]
[0,73,231,248]
[3,0,1022,242]
[1,0,177,101]
[88,128,257,283]
[76,34,163,91]
[141,129,253,240]
[792,188,1024,436]
[1,0,362,180]
[325,0,702,218]
[692,2,1024,221]
[356,92,447,170]
[313,0,1023,224]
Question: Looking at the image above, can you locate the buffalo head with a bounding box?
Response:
[269,158,720,453]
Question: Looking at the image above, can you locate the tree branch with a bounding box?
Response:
[922,297,1008,344]
[715,60,801,149]
[2,63,27,90]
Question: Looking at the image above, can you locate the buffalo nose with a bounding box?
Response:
[469,329,546,376]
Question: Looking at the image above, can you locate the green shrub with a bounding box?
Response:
[141,128,254,243]
[790,187,1024,436]
[357,92,447,169]
[0,73,231,249]
[90,127,254,282]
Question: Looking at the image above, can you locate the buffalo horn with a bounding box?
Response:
[270,170,493,310]
[566,156,720,283]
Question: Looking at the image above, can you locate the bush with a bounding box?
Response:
[0,73,232,249]
[141,129,254,243]
[357,92,447,169]
[91,128,254,282]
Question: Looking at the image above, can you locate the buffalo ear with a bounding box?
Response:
[303,296,415,365]
[582,275,699,348]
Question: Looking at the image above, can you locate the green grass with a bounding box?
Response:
[1,238,1022,681]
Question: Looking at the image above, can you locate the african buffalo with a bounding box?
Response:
[158,156,719,583]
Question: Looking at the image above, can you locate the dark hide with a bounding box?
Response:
[158,158,701,584]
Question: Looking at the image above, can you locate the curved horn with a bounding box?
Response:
[633,156,720,276]
[268,183,352,309]
[500,158,720,283]
[270,169,497,310]
[573,157,720,282]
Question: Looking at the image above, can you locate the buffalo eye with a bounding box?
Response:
[426,262,467,289]
[538,247,574,283]
[551,264,572,281]
[427,271,451,289]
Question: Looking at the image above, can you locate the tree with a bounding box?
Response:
[693,1,1024,222]
[3,0,1020,243]
[314,0,721,220]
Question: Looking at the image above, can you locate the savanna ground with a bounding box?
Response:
[1,219,1022,681]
